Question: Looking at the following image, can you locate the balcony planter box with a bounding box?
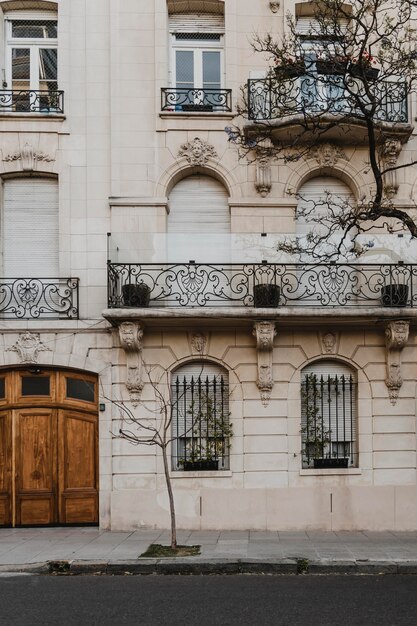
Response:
[350,65,379,81]
[183,459,219,471]
[253,284,281,307]
[316,59,348,75]
[182,104,213,112]
[313,457,349,469]
[274,62,305,79]
[381,284,409,307]
[122,283,151,307]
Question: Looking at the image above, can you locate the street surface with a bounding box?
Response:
[0,574,416,626]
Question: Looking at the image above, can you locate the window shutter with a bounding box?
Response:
[3,178,59,276]
[169,13,224,33]
[296,177,353,236]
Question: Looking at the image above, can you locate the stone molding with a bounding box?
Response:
[385,320,409,404]
[178,137,218,166]
[255,138,273,197]
[311,143,347,168]
[190,332,207,355]
[118,321,144,406]
[321,332,337,354]
[253,321,276,406]
[3,142,55,171]
[380,138,402,198]
[269,1,280,12]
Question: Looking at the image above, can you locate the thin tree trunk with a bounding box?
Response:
[162,444,177,550]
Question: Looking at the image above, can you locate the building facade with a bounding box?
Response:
[0,0,417,531]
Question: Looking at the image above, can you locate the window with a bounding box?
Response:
[164,9,229,111]
[4,12,58,112]
[171,363,231,471]
[301,361,357,469]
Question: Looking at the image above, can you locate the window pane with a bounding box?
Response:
[21,376,50,396]
[66,378,95,403]
[12,20,57,39]
[39,49,57,82]
[12,49,30,80]
[203,51,220,88]
[0,378,5,399]
[176,50,194,87]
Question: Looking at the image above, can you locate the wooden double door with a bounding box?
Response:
[0,369,98,527]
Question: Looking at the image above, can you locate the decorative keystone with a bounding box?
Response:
[253,321,276,406]
[118,321,144,406]
[7,332,51,363]
[385,320,409,404]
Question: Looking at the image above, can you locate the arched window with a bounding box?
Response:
[167,174,230,261]
[301,360,357,469]
[171,362,231,471]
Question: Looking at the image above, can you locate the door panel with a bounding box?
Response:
[15,408,57,526]
[0,412,12,526]
[58,410,98,524]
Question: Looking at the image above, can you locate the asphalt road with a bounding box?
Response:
[1,574,416,626]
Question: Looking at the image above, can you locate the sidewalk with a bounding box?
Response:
[1,527,417,575]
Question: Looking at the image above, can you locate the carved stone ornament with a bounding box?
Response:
[178,137,218,166]
[321,332,337,354]
[7,332,51,363]
[269,1,280,12]
[191,333,207,355]
[255,138,273,197]
[253,321,276,406]
[385,320,409,405]
[380,138,402,198]
[3,142,55,171]
[118,321,144,406]
[312,143,347,168]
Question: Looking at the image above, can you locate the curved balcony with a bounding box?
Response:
[245,75,412,145]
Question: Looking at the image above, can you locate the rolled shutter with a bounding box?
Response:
[296,176,353,236]
[169,13,224,33]
[3,178,59,276]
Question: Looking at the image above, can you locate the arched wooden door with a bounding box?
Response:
[0,369,98,527]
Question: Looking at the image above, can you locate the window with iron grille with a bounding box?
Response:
[171,363,231,471]
[4,12,58,112]
[301,361,358,469]
[163,7,229,112]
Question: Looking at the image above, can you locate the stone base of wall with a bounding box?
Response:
[110,484,417,532]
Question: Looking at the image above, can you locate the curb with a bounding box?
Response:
[1,558,417,576]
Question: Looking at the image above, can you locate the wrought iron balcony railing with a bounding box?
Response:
[161,88,232,112]
[108,262,416,308]
[247,77,408,123]
[0,90,64,114]
[0,278,79,319]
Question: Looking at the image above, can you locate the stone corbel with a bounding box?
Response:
[255,138,273,197]
[380,138,402,199]
[253,321,276,406]
[385,320,409,405]
[118,321,144,406]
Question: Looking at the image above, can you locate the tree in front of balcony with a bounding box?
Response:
[228,0,417,260]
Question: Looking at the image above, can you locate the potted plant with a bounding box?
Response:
[180,395,232,471]
[381,283,409,307]
[349,52,379,80]
[316,56,348,75]
[274,56,305,79]
[301,374,349,469]
[122,282,151,307]
[253,283,281,307]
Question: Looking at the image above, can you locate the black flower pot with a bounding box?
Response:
[351,65,379,80]
[183,460,219,471]
[316,59,348,75]
[381,284,409,307]
[274,62,305,79]
[313,458,349,469]
[122,283,151,307]
[253,284,280,308]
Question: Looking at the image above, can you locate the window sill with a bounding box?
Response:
[171,470,232,479]
[299,468,362,476]
[0,112,65,120]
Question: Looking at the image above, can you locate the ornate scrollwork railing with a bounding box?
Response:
[108,262,416,308]
[247,77,408,123]
[0,278,79,319]
[161,88,232,112]
[0,90,64,114]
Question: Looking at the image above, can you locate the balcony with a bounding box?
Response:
[105,262,417,327]
[0,278,79,319]
[246,76,412,145]
[0,90,64,114]
[161,87,232,113]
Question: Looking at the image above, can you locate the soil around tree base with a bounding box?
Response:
[140,544,201,558]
